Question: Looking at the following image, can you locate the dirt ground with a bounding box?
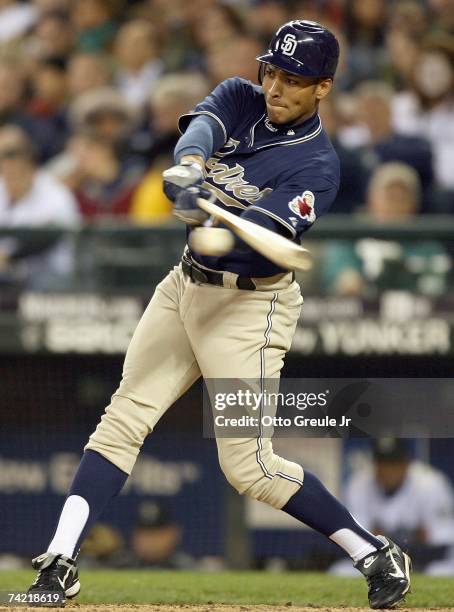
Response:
[0,606,451,612]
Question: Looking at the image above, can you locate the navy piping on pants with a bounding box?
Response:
[255,292,303,487]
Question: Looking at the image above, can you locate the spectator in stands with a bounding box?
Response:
[150,73,210,158]
[385,29,421,90]
[319,96,369,213]
[176,0,226,32]
[114,19,163,111]
[322,162,451,297]
[330,439,454,575]
[67,52,112,99]
[0,59,64,161]
[392,35,454,199]
[27,10,74,60]
[0,60,26,124]
[81,523,124,567]
[71,0,119,52]
[248,0,290,46]
[0,125,79,289]
[192,4,247,56]
[366,163,421,222]
[136,0,201,74]
[69,86,136,144]
[130,72,210,224]
[27,56,69,149]
[127,501,193,569]
[343,0,388,87]
[48,87,138,185]
[328,91,369,149]
[206,34,262,85]
[68,128,145,219]
[388,0,428,39]
[355,81,434,210]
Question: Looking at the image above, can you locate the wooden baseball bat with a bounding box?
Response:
[196,197,312,272]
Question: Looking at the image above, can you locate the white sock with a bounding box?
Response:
[47,495,90,559]
[330,528,379,562]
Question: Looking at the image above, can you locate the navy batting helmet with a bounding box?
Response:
[257,20,339,80]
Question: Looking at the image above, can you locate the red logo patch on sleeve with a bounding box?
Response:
[288,190,316,223]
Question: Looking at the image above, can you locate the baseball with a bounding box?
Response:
[189,227,235,256]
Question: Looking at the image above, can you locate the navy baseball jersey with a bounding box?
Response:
[179,77,340,276]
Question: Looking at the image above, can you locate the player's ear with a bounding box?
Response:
[315,79,333,101]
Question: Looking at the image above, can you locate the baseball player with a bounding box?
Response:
[28,21,411,609]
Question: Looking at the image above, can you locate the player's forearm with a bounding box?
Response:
[174,115,225,167]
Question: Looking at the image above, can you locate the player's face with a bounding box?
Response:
[375,460,409,495]
[262,65,332,126]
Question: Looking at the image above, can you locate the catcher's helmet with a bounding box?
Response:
[257,20,339,80]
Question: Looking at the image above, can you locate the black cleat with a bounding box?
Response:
[355,536,411,609]
[28,552,80,607]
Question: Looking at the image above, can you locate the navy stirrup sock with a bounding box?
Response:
[68,450,128,554]
[282,469,383,549]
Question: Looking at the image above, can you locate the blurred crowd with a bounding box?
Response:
[0,0,452,288]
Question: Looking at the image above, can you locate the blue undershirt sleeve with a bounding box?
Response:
[174,115,225,164]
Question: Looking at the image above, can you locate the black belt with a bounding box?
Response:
[181,254,256,290]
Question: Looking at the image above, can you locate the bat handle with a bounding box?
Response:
[200,190,218,228]
[203,215,217,228]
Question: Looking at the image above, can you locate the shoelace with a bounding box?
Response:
[367,569,389,591]
[33,566,65,591]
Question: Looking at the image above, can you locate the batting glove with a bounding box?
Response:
[173,186,214,225]
[162,161,204,203]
